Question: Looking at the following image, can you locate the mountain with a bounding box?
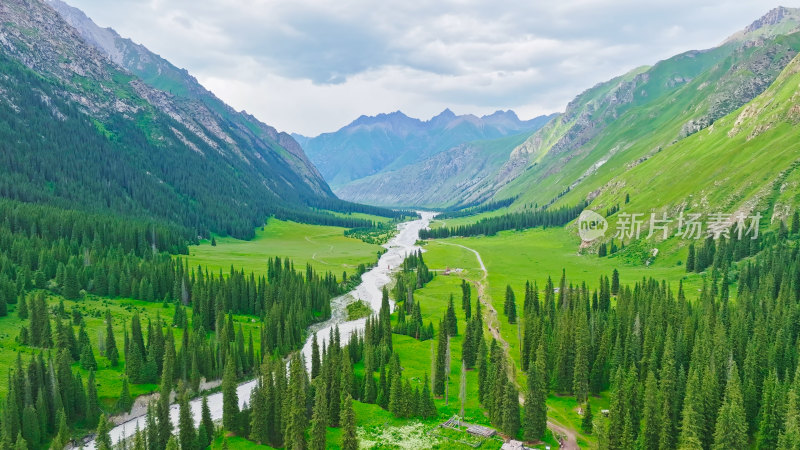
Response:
[448,7,800,215]
[0,0,350,239]
[296,109,555,189]
[335,133,532,208]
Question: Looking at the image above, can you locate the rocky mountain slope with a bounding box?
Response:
[296,109,554,189]
[47,0,329,196]
[0,0,340,238]
[335,133,532,208]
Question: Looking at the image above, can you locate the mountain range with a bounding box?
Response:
[294,109,554,193]
[0,0,373,239]
[313,6,800,215]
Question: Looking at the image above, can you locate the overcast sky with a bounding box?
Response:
[65,0,799,136]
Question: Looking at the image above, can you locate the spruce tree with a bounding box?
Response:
[178,388,196,450]
[757,371,781,449]
[445,295,458,336]
[104,310,119,366]
[311,333,321,379]
[199,395,214,449]
[86,369,100,428]
[638,371,660,449]
[582,401,593,434]
[504,285,517,323]
[434,320,448,396]
[712,362,747,450]
[310,382,328,450]
[95,414,112,450]
[340,394,358,450]
[222,353,239,432]
[249,384,268,445]
[117,376,133,413]
[284,354,308,450]
[524,342,548,441]
[502,382,520,438]
[778,388,800,449]
[461,280,471,320]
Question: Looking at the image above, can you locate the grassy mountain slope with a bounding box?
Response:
[479,11,800,217]
[586,51,800,226]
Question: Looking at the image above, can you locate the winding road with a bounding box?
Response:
[437,241,579,450]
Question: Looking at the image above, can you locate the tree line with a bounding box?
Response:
[420,202,586,239]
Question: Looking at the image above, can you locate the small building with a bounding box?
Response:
[466,424,496,438]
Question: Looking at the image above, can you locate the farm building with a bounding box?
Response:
[466,424,496,438]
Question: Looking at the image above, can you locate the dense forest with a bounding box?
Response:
[420,202,586,238]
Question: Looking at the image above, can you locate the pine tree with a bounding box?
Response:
[678,367,705,449]
[504,285,517,323]
[222,353,239,432]
[389,372,404,417]
[117,376,133,413]
[638,371,660,450]
[86,369,101,428]
[284,354,308,450]
[461,280,471,320]
[502,382,521,438]
[249,384,268,445]
[178,389,196,450]
[310,382,328,450]
[445,295,458,336]
[573,309,589,403]
[524,342,548,441]
[778,388,800,449]
[582,401,593,434]
[104,310,119,366]
[311,333,321,379]
[686,243,696,272]
[14,432,27,450]
[21,406,39,448]
[459,360,467,418]
[340,394,358,450]
[434,320,448,396]
[95,414,112,450]
[199,395,214,449]
[757,371,781,449]
[712,361,747,450]
[416,373,435,419]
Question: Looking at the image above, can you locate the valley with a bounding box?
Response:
[1,1,800,449]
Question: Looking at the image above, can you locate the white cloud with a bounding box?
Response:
[64,0,800,135]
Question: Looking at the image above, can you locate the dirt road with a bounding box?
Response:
[437,241,581,449]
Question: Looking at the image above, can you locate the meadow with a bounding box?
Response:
[186,218,384,277]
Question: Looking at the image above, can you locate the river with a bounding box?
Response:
[84,211,435,449]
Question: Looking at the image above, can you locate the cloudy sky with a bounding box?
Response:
[66,0,798,136]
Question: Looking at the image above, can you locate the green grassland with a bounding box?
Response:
[187,218,384,276]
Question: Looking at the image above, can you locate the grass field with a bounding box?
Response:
[187,218,384,276]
